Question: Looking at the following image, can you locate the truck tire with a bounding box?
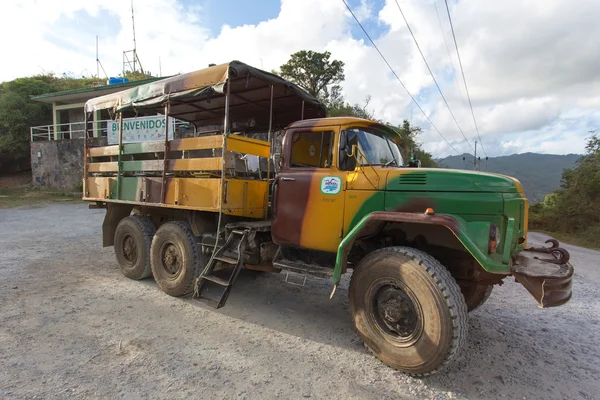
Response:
[114,215,155,280]
[150,221,204,297]
[462,284,493,312]
[348,246,468,376]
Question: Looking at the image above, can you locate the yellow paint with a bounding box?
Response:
[84,176,267,218]
[84,176,114,199]
[169,158,222,171]
[299,170,346,252]
[289,126,344,252]
[88,162,118,172]
[171,136,223,151]
[226,135,270,158]
[346,166,385,190]
[88,145,119,157]
[343,189,379,234]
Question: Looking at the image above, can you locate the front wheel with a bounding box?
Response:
[349,246,468,376]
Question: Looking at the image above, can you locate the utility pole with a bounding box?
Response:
[473,140,477,171]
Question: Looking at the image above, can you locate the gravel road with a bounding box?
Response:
[1,203,598,399]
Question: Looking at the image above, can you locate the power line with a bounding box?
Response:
[394,0,474,153]
[341,0,461,156]
[434,1,468,112]
[444,0,487,158]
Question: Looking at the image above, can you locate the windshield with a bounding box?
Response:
[345,127,403,166]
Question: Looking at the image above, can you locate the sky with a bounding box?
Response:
[1,0,599,158]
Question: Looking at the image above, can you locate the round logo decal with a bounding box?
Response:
[321,176,342,194]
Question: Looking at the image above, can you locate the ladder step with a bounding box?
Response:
[215,256,238,264]
[196,297,220,309]
[201,275,230,286]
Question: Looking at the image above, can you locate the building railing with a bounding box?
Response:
[30,119,191,142]
[30,120,109,141]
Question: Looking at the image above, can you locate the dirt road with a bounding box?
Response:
[1,203,598,399]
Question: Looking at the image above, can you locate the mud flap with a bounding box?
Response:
[512,249,573,308]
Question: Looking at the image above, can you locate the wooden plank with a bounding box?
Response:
[88,162,118,172]
[169,158,222,171]
[88,146,119,157]
[170,136,223,151]
[226,135,270,158]
[122,160,164,171]
[89,157,222,173]
[83,176,267,219]
[122,142,165,155]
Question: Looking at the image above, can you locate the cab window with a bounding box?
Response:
[342,127,403,167]
[290,131,334,168]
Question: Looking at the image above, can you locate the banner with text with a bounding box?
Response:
[107,116,175,144]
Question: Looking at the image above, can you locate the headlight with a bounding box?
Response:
[488,224,501,254]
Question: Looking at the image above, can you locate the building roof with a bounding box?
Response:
[31,77,165,105]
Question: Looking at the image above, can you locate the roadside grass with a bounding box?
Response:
[538,230,600,251]
[0,187,82,208]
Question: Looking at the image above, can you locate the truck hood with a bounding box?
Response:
[385,168,522,193]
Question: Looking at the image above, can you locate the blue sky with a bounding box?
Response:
[2,0,599,158]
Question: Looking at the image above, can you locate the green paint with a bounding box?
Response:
[385,169,519,193]
[111,177,140,201]
[503,218,515,264]
[333,169,528,285]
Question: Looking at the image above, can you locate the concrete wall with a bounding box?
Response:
[30,138,107,190]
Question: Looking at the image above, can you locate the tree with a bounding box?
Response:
[0,74,102,174]
[386,120,438,168]
[529,134,600,246]
[278,50,345,103]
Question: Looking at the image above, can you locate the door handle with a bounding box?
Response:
[280,177,296,181]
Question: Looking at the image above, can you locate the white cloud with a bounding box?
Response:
[0,0,598,157]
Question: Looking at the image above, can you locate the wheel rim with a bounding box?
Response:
[371,281,423,345]
[160,242,183,278]
[122,235,138,265]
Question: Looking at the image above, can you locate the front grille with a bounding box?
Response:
[397,173,427,185]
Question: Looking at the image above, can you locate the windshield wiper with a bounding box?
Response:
[383,159,398,167]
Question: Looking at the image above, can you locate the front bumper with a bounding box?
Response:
[511,242,574,308]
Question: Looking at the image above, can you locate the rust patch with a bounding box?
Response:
[512,252,574,307]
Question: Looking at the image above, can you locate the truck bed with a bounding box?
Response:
[83,134,270,218]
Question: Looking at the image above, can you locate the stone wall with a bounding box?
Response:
[30,138,107,190]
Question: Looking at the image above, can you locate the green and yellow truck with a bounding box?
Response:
[83,61,573,375]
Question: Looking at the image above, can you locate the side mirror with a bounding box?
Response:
[272,153,283,171]
[339,130,358,171]
[408,159,421,168]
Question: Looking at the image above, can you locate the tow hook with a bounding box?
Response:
[524,239,570,265]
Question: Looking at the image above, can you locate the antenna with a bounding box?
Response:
[159,56,162,76]
[122,0,145,79]
[95,35,109,80]
[132,0,137,73]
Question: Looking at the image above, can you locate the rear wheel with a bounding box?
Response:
[150,221,205,297]
[114,215,155,280]
[462,284,493,312]
[349,246,468,376]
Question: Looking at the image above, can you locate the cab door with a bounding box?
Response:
[272,126,345,253]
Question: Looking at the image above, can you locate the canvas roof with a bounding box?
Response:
[85,61,327,131]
